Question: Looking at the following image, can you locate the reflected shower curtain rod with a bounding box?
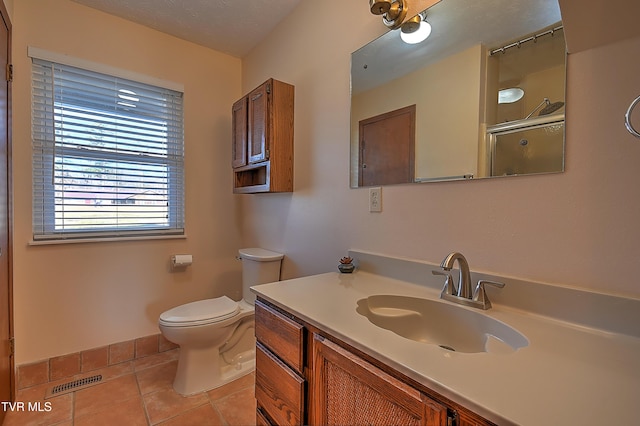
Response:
[490,25,564,56]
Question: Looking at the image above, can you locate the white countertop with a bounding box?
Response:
[252,270,640,426]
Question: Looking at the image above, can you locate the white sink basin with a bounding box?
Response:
[356,295,528,354]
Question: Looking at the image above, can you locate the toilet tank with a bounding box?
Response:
[238,248,284,305]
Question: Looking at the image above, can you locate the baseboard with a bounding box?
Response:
[16,333,178,390]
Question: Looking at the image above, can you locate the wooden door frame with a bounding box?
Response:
[0,0,13,404]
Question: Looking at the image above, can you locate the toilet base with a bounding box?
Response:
[216,348,256,387]
[172,348,256,395]
[171,321,256,396]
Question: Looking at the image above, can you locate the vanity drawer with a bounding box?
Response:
[255,300,304,373]
[256,408,271,426]
[256,343,305,426]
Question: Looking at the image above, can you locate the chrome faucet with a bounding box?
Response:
[432,252,505,310]
[440,252,472,299]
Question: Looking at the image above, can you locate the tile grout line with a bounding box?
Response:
[133,366,153,426]
[134,357,210,426]
[206,390,229,426]
[159,402,218,426]
[71,387,76,426]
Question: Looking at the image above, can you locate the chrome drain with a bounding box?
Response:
[45,374,103,399]
[439,345,456,352]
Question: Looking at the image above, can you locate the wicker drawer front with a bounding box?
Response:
[311,334,448,426]
[255,300,304,373]
[256,343,305,426]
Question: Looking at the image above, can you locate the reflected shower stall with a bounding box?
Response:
[487,114,564,176]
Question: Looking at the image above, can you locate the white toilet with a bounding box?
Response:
[158,248,284,395]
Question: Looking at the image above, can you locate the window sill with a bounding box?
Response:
[28,234,187,246]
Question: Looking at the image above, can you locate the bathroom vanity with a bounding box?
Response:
[252,251,640,426]
[255,298,491,425]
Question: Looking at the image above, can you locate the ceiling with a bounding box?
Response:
[352,0,563,94]
[71,0,303,58]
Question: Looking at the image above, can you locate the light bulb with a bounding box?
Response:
[400,20,432,44]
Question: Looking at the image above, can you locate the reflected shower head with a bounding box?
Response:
[525,98,565,119]
[539,101,565,116]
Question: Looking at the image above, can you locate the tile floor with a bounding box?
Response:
[4,349,257,426]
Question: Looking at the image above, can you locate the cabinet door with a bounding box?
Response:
[248,82,269,164]
[232,97,248,168]
[311,334,448,426]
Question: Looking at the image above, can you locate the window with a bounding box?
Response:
[31,56,184,241]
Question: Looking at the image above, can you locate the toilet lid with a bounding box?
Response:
[160,296,240,324]
[238,248,284,261]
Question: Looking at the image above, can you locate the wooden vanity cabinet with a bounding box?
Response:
[254,298,495,426]
[232,78,294,194]
[254,300,306,425]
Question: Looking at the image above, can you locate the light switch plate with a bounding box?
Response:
[369,187,382,212]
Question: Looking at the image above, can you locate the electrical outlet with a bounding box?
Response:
[369,187,382,212]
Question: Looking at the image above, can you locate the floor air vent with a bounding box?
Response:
[45,374,103,399]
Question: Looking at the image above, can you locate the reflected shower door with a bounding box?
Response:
[491,121,564,176]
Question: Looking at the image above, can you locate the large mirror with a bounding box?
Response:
[350,0,566,187]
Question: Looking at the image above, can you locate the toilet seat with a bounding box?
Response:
[159,296,240,327]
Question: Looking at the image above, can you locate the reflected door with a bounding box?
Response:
[359,105,415,186]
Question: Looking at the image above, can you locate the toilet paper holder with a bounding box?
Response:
[171,254,193,270]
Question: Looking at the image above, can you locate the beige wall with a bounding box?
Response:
[241,2,640,299]
[10,0,640,364]
[496,65,565,123]
[521,65,566,117]
[13,0,243,364]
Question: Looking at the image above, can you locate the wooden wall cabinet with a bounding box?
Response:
[232,79,294,193]
[254,298,496,426]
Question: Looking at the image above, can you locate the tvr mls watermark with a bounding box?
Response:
[2,401,52,412]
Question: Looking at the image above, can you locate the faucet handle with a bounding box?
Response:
[473,280,505,310]
[432,270,457,296]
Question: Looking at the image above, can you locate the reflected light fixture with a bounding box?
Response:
[369,0,408,29]
[117,88,139,108]
[400,13,431,44]
[498,87,524,104]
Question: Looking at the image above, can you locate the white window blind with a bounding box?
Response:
[31,58,185,241]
